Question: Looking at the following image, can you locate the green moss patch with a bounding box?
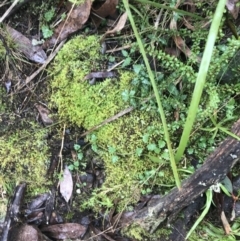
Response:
[0,123,50,194]
[49,35,240,212]
[49,35,177,210]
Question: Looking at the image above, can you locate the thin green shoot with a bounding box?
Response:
[186,189,213,240]
[123,0,181,188]
[133,0,204,20]
[175,0,227,163]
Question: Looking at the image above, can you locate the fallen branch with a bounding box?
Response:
[122,118,240,233]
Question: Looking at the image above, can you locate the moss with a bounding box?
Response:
[122,223,171,241]
[49,35,177,210]
[49,34,240,212]
[0,122,50,194]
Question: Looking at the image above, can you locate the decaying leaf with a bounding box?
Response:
[105,12,127,35]
[43,0,92,48]
[6,26,47,64]
[226,0,239,19]
[9,224,45,241]
[41,223,87,239]
[84,71,117,80]
[170,13,201,63]
[35,104,53,125]
[59,165,73,203]
[28,193,50,211]
[91,0,119,27]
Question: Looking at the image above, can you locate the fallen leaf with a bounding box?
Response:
[84,71,117,80]
[44,0,92,48]
[6,26,47,64]
[28,193,50,211]
[91,0,119,27]
[105,12,127,35]
[9,224,45,241]
[170,14,201,63]
[226,0,239,19]
[41,223,87,239]
[59,165,73,203]
[35,104,53,125]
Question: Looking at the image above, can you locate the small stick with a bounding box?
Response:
[0,0,20,23]
[80,106,134,137]
[80,96,153,137]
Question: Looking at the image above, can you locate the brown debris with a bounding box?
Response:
[41,223,87,239]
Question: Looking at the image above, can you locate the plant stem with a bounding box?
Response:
[123,0,181,188]
[175,0,227,163]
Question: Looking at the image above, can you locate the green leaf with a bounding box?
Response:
[147,143,157,151]
[74,161,79,167]
[142,134,149,143]
[77,152,83,160]
[112,155,119,163]
[136,147,143,156]
[122,90,129,101]
[221,176,233,194]
[44,8,55,22]
[158,140,166,148]
[148,155,166,164]
[133,64,142,74]
[158,171,164,177]
[74,144,80,151]
[108,146,116,154]
[122,57,131,67]
[122,50,128,57]
[187,148,194,154]
[41,25,53,38]
[161,151,170,160]
[154,147,160,154]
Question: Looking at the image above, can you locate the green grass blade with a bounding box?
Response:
[133,0,204,20]
[123,0,181,188]
[186,189,213,239]
[175,0,227,163]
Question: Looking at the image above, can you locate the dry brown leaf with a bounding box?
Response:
[105,12,127,35]
[170,15,201,63]
[6,26,47,64]
[35,104,53,125]
[221,211,232,235]
[44,0,92,48]
[91,0,119,27]
[59,165,73,203]
[41,223,87,239]
[9,224,44,241]
[226,0,239,19]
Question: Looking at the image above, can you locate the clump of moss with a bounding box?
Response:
[49,35,240,212]
[0,122,50,194]
[122,223,171,241]
[49,35,176,210]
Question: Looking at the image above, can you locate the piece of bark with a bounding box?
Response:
[1,183,26,241]
[122,119,240,233]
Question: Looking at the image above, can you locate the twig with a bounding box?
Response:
[0,0,9,8]
[59,124,66,173]
[0,0,20,23]
[16,40,66,91]
[80,96,153,137]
